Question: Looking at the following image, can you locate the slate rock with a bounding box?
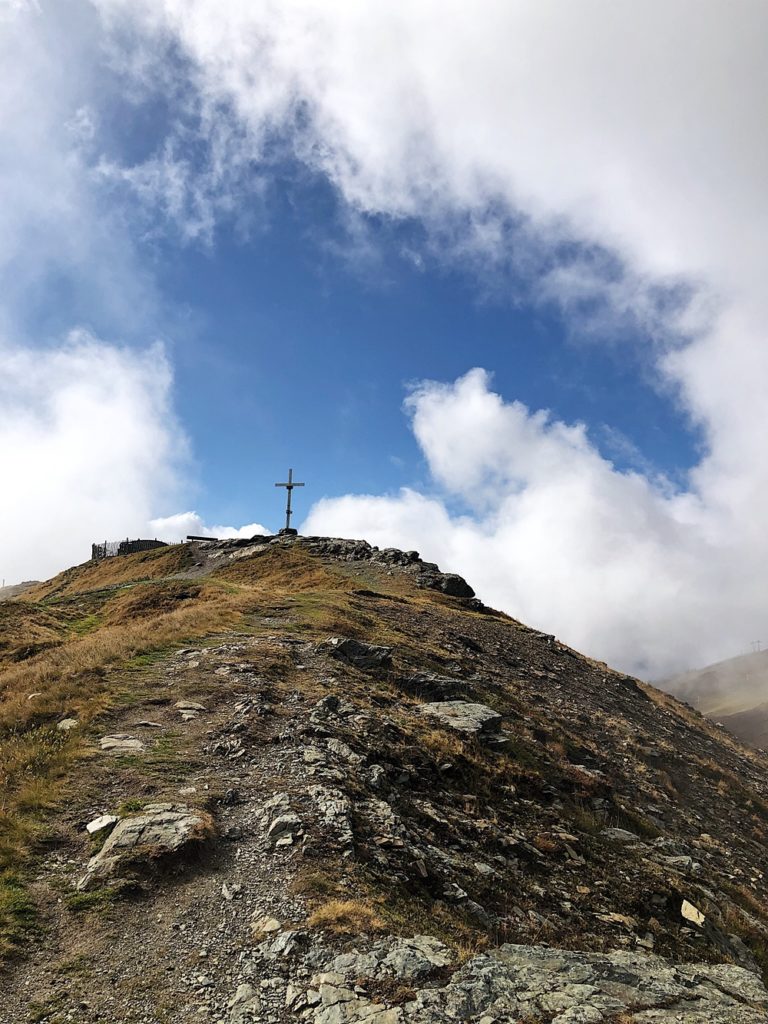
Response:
[326,637,393,670]
[398,673,465,699]
[401,942,768,1023]
[418,572,475,599]
[99,734,145,754]
[227,982,261,1022]
[419,700,502,736]
[77,803,212,889]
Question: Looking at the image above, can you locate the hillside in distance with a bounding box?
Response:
[666,650,768,750]
[2,535,768,1022]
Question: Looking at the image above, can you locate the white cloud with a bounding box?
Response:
[0,332,188,583]
[0,1,158,338]
[149,511,269,542]
[0,5,268,584]
[303,369,762,679]
[0,328,270,584]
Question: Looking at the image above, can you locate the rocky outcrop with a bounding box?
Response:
[417,570,475,599]
[325,637,393,670]
[78,803,213,890]
[418,700,502,736]
[287,939,768,1023]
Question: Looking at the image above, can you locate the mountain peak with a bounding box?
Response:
[3,536,768,1021]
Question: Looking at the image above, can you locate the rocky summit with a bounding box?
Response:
[2,535,768,1023]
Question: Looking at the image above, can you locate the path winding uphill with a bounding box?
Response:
[3,536,768,1022]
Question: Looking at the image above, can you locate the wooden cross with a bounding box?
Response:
[275,468,305,533]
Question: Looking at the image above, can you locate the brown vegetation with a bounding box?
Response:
[307,899,386,935]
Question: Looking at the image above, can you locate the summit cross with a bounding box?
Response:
[275,468,305,534]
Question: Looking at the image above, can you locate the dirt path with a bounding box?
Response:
[2,634,315,1024]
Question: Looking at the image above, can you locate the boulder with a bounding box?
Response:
[325,637,393,670]
[77,803,212,889]
[417,571,475,599]
[419,701,502,736]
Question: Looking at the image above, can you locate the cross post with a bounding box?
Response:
[275,468,305,535]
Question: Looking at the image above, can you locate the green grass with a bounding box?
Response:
[0,870,39,954]
[65,887,121,913]
[67,613,102,636]
[118,798,145,815]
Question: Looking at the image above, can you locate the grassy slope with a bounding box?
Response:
[3,540,768,980]
[0,543,418,952]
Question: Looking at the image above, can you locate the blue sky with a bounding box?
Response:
[2,1,768,679]
[164,172,697,530]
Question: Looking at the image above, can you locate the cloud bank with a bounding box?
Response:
[0,333,185,583]
[149,512,269,542]
[306,369,755,680]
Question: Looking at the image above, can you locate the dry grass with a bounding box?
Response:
[26,545,194,601]
[0,586,246,732]
[0,542,388,953]
[0,575,255,952]
[306,899,386,935]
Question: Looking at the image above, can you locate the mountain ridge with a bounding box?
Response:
[666,648,768,749]
[2,535,768,1023]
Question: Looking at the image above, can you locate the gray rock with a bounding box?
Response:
[267,812,302,848]
[228,982,261,1022]
[326,637,393,670]
[99,734,145,754]
[418,701,502,736]
[77,803,211,889]
[418,572,475,599]
[85,814,118,835]
[398,674,466,699]
[600,827,642,843]
[309,785,354,847]
[294,940,768,1024]
[56,718,78,732]
[407,943,768,1023]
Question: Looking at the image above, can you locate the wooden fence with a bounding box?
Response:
[91,538,167,561]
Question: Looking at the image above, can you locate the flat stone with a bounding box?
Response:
[174,700,207,711]
[681,898,706,926]
[99,734,145,754]
[600,827,641,843]
[252,914,282,936]
[85,814,119,835]
[418,700,502,735]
